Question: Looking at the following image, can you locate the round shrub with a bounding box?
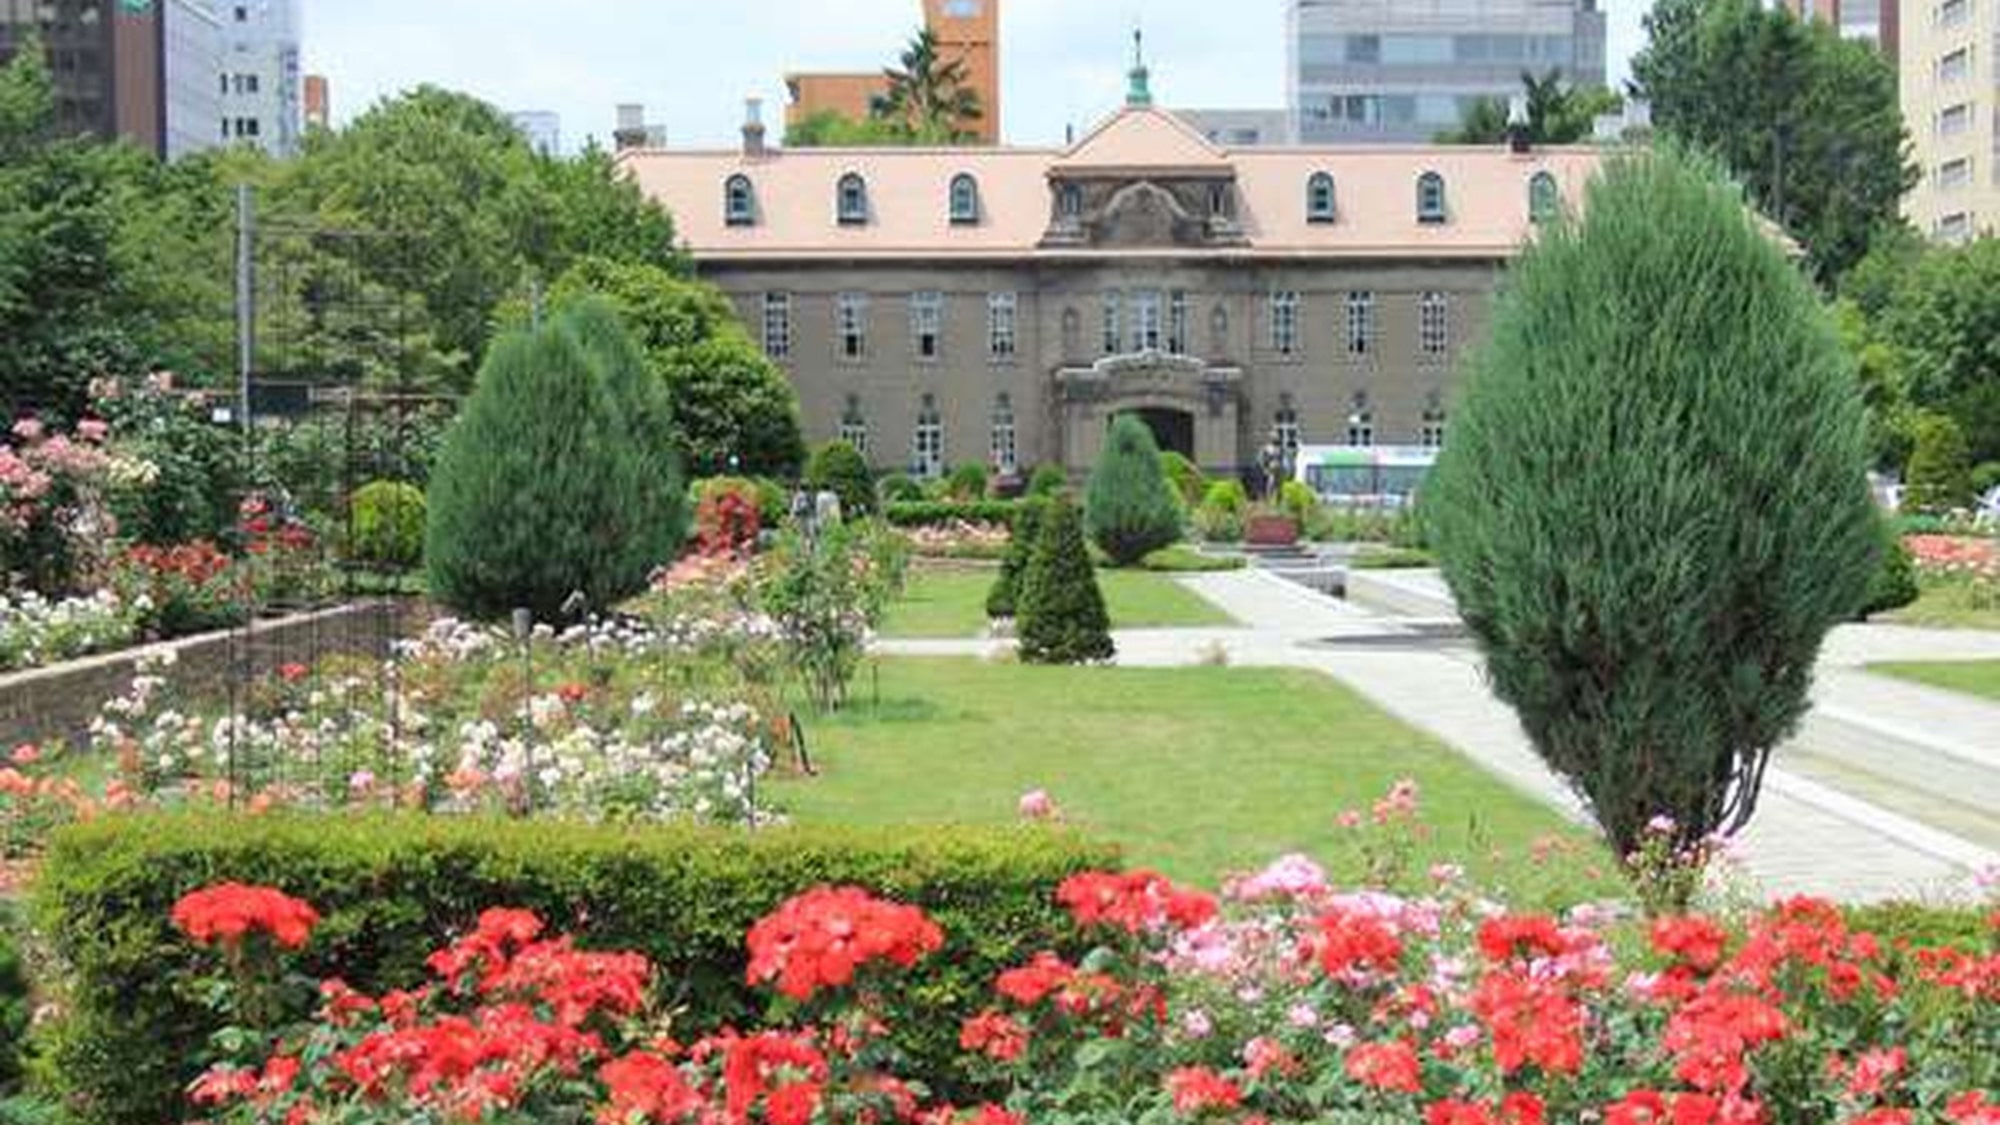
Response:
[1278,479,1318,526]
[1906,413,1974,513]
[1026,464,1068,498]
[1858,522,1919,619]
[944,462,989,502]
[1158,451,1206,508]
[1426,147,1879,860]
[804,441,875,519]
[1085,416,1185,567]
[1018,495,1114,664]
[986,499,1046,620]
[880,473,925,504]
[1202,479,1249,516]
[348,481,426,570]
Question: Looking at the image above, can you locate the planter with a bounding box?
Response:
[1244,514,1301,547]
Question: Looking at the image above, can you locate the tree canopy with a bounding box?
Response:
[784,26,984,148]
[1436,70,1620,145]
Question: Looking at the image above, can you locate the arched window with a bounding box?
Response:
[839,395,869,455]
[913,395,945,479]
[1528,171,1560,224]
[837,172,869,224]
[1346,393,1375,448]
[1420,396,1448,450]
[724,174,755,226]
[1417,171,1447,224]
[1307,171,1336,223]
[1056,182,1083,220]
[949,173,980,224]
[990,393,1017,474]
[1209,305,1229,355]
[1274,399,1302,464]
[1208,182,1233,219]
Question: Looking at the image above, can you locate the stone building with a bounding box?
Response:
[619,74,1600,481]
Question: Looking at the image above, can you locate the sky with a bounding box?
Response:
[303,0,1650,154]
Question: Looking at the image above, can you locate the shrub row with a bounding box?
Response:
[33,813,1117,1125]
[882,500,1021,528]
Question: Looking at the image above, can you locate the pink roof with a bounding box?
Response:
[617,105,1606,262]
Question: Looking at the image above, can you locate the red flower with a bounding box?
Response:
[959,1010,1029,1062]
[1057,870,1218,935]
[1427,1094,1546,1125]
[1662,990,1790,1094]
[764,1080,824,1125]
[1305,906,1404,978]
[597,1051,703,1124]
[278,662,309,683]
[995,952,1075,1007]
[557,682,591,705]
[1477,915,1582,962]
[1468,968,1584,1076]
[1165,1066,1242,1116]
[958,1106,1024,1125]
[1652,916,1731,972]
[1344,1039,1423,1094]
[1605,1090,1724,1125]
[1947,1091,2000,1125]
[1844,1112,1912,1125]
[745,886,944,1002]
[171,883,320,949]
[1827,1046,1906,1100]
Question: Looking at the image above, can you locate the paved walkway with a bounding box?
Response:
[878,567,2000,904]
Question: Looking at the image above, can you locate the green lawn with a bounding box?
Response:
[775,659,1615,904]
[1869,659,2000,704]
[882,568,1234,639]
[1885,580,2000,631]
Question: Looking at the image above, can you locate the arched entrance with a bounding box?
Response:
[1056,353,1244,474]
[1122,407,1195,460]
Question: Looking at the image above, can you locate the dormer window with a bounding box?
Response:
[1307,171,1336,223]
[724,174,755,227]
[837,173,869,225]
[1208,183,1233,219]
[1057,182,1083,219]
[949,173,980,224]
[1417,171,1447,224]
[1529,171,1560,224]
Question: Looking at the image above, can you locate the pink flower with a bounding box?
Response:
[11,417,43,442]
[1229,853,1329,902]
[77,419,109,443]
[9,744,39,766]
[1017,789,1057,820]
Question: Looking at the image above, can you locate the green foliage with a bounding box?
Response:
[1138,545,1246,573]
[347,481,426,570]
[31,812,1113,1125]
[424,322,656,620]
[879,473,925,504]
[1438,70,1622,144]
[0,905,26,1096]
[1973,461,2000,498]
[943,462,989,501]
[561,298,688,573]
[1202,479,1250,516]
[804,441,876,519]
[1867,238,2000,466]
[761,521,907,712]
[1018,497,1114,664]
[880,27,986,140]
[1277,480,1319,525]
[1631,0,1913,282]
[784,110,955,147]
[1426,147,1878,860]
[1026,464,1068,498]
[1157,451,1206,508]
[1858,523,1919,619]
[1083,416,1183,567]
[1842,901,1998,952]
[1906,412,1975,513]
[883,501,1020,528]
[986,499,1047,619]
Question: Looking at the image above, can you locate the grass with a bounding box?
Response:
[1884,578,2000,631]
[775,659,1617,903]
[1868,659,2000,704]
[882,568,1235,639]
[1138,544,1246,573]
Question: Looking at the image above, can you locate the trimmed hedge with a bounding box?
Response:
[884,500,1021,528]
[34,814,1117,1125]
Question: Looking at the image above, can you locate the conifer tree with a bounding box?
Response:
[1018,496,1114,664]
[561,299,687,585]
[986,498,1046,620]
[1086,415,1185,566]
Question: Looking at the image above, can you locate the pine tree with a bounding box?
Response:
[1018,496,1114,665]
[425,322,651,621]
[560,298,687,584]
[1425,146,1878,861]
[1086,415,1185,566]
[985,498,1046,620]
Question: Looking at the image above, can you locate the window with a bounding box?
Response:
[1132,290,1163,352]
[910,291,944,360]
[988,292,1017,359]
[1269,291,1300,357]
[1417,171,1447,223]
[913,396,945,479]
[1939,102,1972,135]
[949,174,980,224]
[1168,291,1189,355]
[1346,404,1376,448]
[1938,47,1972,83]
[1529,172,1560,223]
[761,293,791,359]
[840,396,869,455]
[1419,292,1450,357]
[1102,293,1122,355]
[1057,182,1083,219]
[837,173,869,224]
[990,394,1017,474]
[1937,211,1974,241]
[1420,403,1448,449]
[836,292,868,360]
[1345,291,1374,356]
[725,174,755,226]
[1939,0,1969,26]
[1208,183,1233,219]
[1940,157,1974,188]
[1307,172,1337,222]
[1274,405,1302,463]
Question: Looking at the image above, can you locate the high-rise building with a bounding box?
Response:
[1904,0,1991,241]
[785,0,1000,143]
[1781,0,1896,62]
[1288,0,1607,144]
[0,0,220,159]
[510,110,562,156]
[216,0,300,155]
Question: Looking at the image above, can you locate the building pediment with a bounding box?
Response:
[1058,353,1243,411]
[1050,105,1232,176]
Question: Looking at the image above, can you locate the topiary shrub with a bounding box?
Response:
[1018,496,1114,664]
[986,498,1047,620]
[347,481,426,571]
[944,462,989,502]
[1026,464,1068,498]
[1085,416,1185,567]
[425,321,663,621]
[1278,480,1318,526]
[880,473,925,504]
[1158,451,1206,508]
[1425,147,1879,863]
[1858,520,1919,619]
[1906,412,1975,513]
[804,441,876,519]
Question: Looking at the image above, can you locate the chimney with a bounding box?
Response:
[614,103,649,152]
[1506,93,1531,154]
[742,96,767,157]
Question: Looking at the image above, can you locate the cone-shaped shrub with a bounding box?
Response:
[985,498,1046,620]
[1018,496,1114,664]
[804,440,875,518]
[1086,415,1185,566]
[425,323,652,621]
[1425,147,1878,861]
[561,299,688,582]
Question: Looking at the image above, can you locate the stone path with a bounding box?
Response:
[876,567,2000,904]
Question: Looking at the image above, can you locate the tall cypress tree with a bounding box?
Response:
[1426,147,1878,861]
[561,298,687,584]
[986,498,1046,620]
[1086,415,1185,566]
[1018,496,1114,665]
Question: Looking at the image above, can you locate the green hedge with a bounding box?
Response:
[884,500,1022,528]
[1842,901,1997,952]
[0,903,27,1098]
[34,814,1117,1125]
